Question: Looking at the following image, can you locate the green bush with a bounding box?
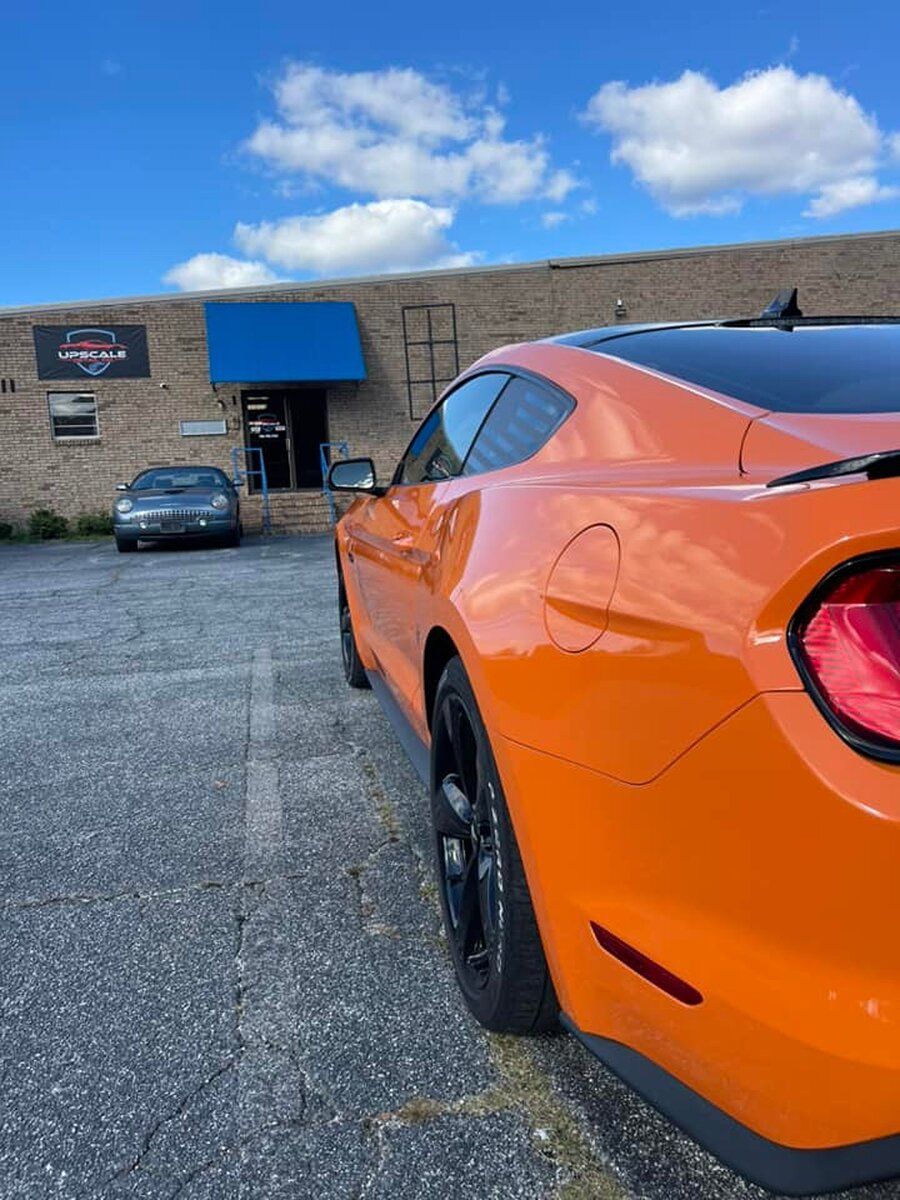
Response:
[0,522,13,540]
[28,508,68,540]
[74,512,114,537]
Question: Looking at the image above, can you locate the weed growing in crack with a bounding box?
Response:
[358,1034,622,1198]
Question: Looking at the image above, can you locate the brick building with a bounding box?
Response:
[1,229,898,533]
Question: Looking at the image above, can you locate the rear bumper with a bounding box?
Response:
[564,1015,900,1196]
[492,692,900,1161]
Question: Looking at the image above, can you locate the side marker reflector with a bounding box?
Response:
[591,923,703,1006]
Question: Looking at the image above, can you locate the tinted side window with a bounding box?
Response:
[464,376,573,475]
[399,373,509,484]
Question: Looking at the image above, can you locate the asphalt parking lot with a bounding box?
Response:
[1,535,896,1200]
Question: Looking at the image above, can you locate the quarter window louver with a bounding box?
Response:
[464,376,573,475]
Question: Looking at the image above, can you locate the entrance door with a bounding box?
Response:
[242,393,291,491]
[287,390,328,489]
[241,389,329,491]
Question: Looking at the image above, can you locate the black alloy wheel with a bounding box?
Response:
[431,656,558,1033]
[339,587,370,689]
[435,699,497,989]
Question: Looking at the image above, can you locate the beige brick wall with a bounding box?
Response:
[1,231,898,527]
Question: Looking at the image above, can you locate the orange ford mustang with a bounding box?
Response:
[329,306,900,1195]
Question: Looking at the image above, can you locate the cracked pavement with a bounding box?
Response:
[1,536,896,1200]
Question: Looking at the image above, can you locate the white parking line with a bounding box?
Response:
[244,646,283,878]
[237,646,307,1156]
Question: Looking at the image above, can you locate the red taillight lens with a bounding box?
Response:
[795,559,900,753]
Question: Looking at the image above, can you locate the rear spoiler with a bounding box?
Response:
[767,449,900,489]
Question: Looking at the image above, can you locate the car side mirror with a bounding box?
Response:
[115,483,129,491]
[328,457,385,495]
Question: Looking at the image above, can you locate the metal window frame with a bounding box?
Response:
[401,302,459,420]
[47,390,100,441]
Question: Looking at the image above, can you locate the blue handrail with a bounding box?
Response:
[320,441,349,526]
[231,446,272,535]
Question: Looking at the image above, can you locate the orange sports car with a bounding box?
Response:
[328,295,900,1195]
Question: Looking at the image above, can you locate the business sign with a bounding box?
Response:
[33,325,151,380]
[248,414,286,439]
[246,404,286,440]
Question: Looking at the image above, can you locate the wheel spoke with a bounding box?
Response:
[465,947,490,973]
[461,728,480,802]
[454,856,480,949]
[434,775,473,838]
[477,848,496,945]
[441,696,468,785]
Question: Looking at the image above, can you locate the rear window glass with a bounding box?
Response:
[464,376,573,475]
[597,325,900,414]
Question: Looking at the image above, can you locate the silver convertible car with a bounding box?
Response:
[112,466,241,553]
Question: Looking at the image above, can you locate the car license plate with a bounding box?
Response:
[161,520,185,533]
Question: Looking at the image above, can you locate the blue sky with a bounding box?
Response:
[2,0,899,306]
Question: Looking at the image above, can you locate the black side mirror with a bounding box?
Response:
[328,457,384,495]
[115,483,129,491]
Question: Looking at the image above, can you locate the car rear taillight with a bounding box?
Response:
[792,556,900,760]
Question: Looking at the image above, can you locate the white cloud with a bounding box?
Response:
[803,175,900,218]
[274,63,473,144]
[246,62,575,205]
[234,198,478,275]
[544,168,579,203]
[583,66,895,217]
[540,211,568,229]
[163,253,280,292]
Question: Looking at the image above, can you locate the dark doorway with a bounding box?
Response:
[241,389,328,492]
[288,389,328,488]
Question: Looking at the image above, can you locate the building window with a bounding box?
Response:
[48,392,99,440]
[402,303,459,420]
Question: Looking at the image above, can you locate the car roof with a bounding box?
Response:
[544,315,900,350]
[545,321,717,348]
[543,318,900,415]
[135,464,227,472]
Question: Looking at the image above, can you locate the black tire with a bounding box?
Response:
[431,656,558,1033]
[339,586,370,689]
[116,538,137,553]
[222,528,241,548]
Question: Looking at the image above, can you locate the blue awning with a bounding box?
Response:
[204,301,366,383]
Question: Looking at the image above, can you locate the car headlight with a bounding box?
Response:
[115,497,133,514]
[209,492,229,510]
